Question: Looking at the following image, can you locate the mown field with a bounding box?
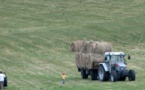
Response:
[0,0,145,90]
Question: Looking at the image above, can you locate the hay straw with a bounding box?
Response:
[80,53,89,68]
[70,40,83,52]
[80,41,93,53]
[86,54,104,69]
[73,41,112,69]
[94,42,112,54]
[88,41,98,53]
[75,52,82,67]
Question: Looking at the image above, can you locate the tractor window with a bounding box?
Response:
[118,55,125,63]
[111,56,117,64]
[111,55,125,64]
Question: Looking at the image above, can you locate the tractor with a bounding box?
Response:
[98,52,136,82]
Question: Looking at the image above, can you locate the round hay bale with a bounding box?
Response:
[80,53,90,68]
[70,40,83,52]
[75,52,82,68]
[80,41,93,53]
[88,41,98,53]
[86,54,104,69]
[94,42,112,54]
[78,53,84,68]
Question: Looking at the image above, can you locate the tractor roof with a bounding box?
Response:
[105,52,125,56]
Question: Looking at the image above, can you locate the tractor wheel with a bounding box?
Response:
[98,65,109,81]
[94,70,98,80]
[4,76,7,87]
[128,69,135,81]
[120,70,128,81]
[120,77,126,81]
[111,71,118,82]
[81,69,88,79]
[90,70,97,80]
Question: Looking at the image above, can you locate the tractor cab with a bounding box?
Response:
[105,52,126,73]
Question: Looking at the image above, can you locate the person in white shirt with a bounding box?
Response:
[3,72,7,87]
[0,71,5,90]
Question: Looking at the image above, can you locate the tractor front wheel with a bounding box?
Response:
[128,69,135,81]
[110,71,118,82]
[120,69,128,81]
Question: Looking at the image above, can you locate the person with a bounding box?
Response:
[61,73,67,85]
[3,72,7,87]
[0,71,5,90]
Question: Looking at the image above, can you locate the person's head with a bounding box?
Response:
[62,73,65,75]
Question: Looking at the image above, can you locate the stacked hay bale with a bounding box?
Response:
[70,40,83,52]
[71,40,112,69]
[86,54,104,69]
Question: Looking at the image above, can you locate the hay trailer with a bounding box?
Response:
[98,52,136,82]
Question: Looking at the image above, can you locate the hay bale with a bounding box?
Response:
[74,40,113,69]
[75,52,90,68]
[86,54,104,69]
[88,41,98,53]
[80,41,93,53]
[94,42,112,54]
[70,40,83,52]
[75,52,82,67]
[80,53,89,68]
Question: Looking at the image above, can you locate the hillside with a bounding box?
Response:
[0,0,145,90]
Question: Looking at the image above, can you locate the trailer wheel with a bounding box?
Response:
[98,65,109,81]
[78,67,81,72]
[111,71,118,82]
[128,69,135,81]
[81,69,88,79]
[90,70,97,80]
[94,70,98,80]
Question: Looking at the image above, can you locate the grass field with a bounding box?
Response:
[0,0,145,90]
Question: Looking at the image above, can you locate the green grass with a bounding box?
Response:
[0,0,145,90]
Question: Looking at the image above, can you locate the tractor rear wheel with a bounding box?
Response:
[98,65,109,81]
